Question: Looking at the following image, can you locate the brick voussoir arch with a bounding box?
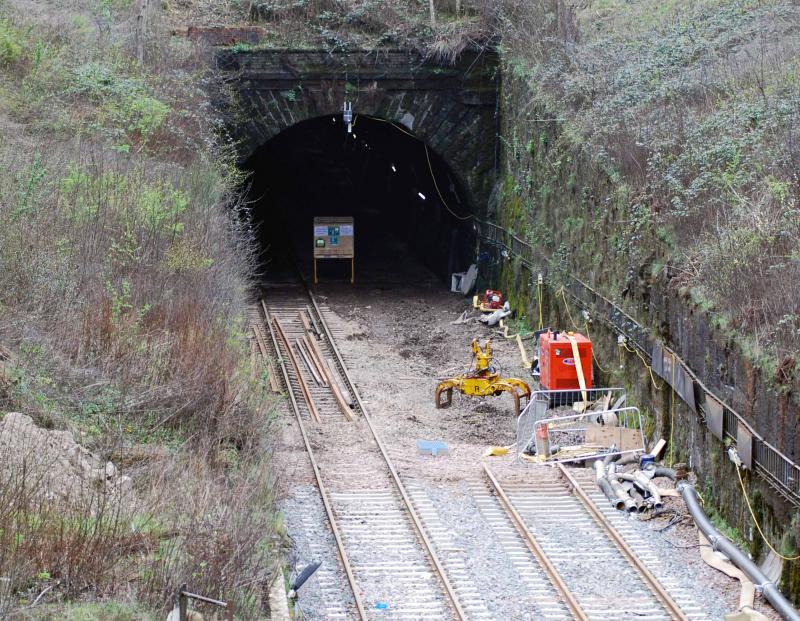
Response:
[216,48,499,216]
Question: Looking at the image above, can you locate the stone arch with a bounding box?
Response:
[217,48,499,214]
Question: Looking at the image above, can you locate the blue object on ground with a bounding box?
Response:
[417,439,448,456]
[375,602,389,609]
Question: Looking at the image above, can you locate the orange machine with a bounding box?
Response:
[538,330,592,391]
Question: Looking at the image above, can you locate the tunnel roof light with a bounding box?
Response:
[418,192,427,200]
[343,101,353,133]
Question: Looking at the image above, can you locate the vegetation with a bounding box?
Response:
[171,0,495,61]
[496,0,800,369]
[0,0,282,617]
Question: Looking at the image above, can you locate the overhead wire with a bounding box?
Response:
[554,286,609,374]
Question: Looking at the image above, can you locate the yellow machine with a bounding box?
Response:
[435,339,531,416]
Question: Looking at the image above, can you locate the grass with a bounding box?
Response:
[0,0,284,616]
[15,601,155,620]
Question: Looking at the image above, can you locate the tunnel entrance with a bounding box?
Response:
[243,114,475,285]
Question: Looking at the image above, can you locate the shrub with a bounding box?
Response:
[0,19,22,67]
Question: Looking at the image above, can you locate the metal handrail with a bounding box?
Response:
[476,217,800,507]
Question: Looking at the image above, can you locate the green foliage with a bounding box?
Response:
[60,167,187,236]
[228,41,253,53]
[139,182,188,236]
[68,62,170,145]
[497,0,800,361]
[0,19,23,67]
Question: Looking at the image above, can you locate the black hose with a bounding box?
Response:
[652,466,677,480]
[678,482,800,621]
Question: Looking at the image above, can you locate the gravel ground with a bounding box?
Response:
[273,257,783,620]
[282,485,357,620]
[411,479,556,620]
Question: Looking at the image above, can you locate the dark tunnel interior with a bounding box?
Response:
[243,114,475,285]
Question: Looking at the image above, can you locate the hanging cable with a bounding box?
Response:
[355,114,473,221]
[620,339,664,391]
[554,286,609,373]
[736,466,800,561]
[669,352,676,466]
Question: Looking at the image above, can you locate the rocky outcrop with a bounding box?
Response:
[0,412,132,511]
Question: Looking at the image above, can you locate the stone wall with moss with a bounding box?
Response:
[487,66,800,598]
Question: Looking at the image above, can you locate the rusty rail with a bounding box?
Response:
[261,292,468,619]
[482,463,589,621]
[557,464,688,620]
[260,303,369,619]
[272,316,321,423]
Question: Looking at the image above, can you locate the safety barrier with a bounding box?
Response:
[516,387,627,460]
[476,218,800,507]
[532,407,646,464]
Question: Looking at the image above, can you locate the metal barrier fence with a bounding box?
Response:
[515,387,627,460]
[532,407,646,464]
[476,218,800,507]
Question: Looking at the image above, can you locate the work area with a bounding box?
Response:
[265,256,787,620]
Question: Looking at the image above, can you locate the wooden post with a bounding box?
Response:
[178,584,187,621]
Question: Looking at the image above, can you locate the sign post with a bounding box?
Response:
[313,216,355,284]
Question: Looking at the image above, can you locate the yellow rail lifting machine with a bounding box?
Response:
[435,339,531,416]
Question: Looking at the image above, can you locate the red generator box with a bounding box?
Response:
[538,331,593,391]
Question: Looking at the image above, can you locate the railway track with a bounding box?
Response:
[254,284,467,620]
[256,282,712,620]
[482,463,707,621]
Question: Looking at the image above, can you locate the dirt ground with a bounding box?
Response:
[273,264,781,620]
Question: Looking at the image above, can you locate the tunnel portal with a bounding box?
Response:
[244,114,476,283]
[220,48,499,284]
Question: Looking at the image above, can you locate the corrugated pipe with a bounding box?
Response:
[678,482,800,621]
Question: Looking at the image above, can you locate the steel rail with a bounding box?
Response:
[307,291,365,416]
[259,303,368,620]
[307,289,468,621]
[557,463,689,621]
[482,463,589,621]
[269,290,468,620]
